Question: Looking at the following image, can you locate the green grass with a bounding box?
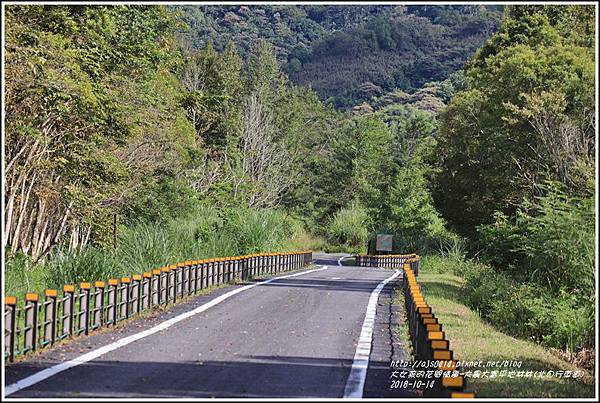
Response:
[392,286,414,359]
[4,206,321,303]
[283,226,327,252]
[414,270,595,398]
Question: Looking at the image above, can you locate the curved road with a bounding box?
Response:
[5,253,413,398]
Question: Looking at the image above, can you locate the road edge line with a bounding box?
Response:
[5,265,329,397]
[337,255,351,266]
[343,269,401,398]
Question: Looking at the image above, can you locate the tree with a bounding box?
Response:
[507,91,594,192]
[247,40,288,107]
[4,5,194,259]
[226,94,292,208]
[274,86,341,222]
[433,5,595,237]
[341,116,397,222]
[180,41,244,152]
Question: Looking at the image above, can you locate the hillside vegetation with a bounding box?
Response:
[173,5,503,107]
[3,4,596,380]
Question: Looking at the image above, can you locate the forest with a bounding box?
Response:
[3,3,596,370]
[175,4,504,107]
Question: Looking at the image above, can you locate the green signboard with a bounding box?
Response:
[376,234,393,252]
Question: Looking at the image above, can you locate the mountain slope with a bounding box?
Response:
[173,5,503,108]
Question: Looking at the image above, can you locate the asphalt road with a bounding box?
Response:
[5,253,414,398]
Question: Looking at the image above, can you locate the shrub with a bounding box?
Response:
[544,290,595,353]
[486,282,553,342]
[477,182,595,297]
[462,263,514,319]
[123,176,200,224]
[458,254,595,352]
[326,203,370,251]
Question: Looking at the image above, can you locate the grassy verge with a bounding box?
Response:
[416,269,594,398]
[4,206,325,303]
[392,286,413,359]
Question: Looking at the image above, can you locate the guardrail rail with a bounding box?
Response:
[353,253,475,398]
[4,250,313,362]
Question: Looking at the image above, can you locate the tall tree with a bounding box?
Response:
[432,5,595,237]
[180,41,244,152]
[4,5,194,259]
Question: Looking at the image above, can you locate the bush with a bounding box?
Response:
[477,183,595,297]
[123,176,200,224]
[486,282,553,341]
[543,290,595,353]
[462,263,514,319]
[326,203,370,252]
[458,254,595,352]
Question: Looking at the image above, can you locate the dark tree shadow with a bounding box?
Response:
[7,355,417,398]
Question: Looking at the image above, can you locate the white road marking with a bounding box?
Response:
[5,265,329,396]
[337,255,351,266]
[271,281,329,288]
[343,270,401,398]
[331,277,341,280]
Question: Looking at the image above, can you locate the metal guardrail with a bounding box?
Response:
[353,253,474,398]
[403,260,474,398]
[4,251,313,362]
[353,253,418,274]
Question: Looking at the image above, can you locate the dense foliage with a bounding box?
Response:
[433,5,595,238]
[431,5,595,353]
[5,206,311,297]
[4,5,194,260]
[3,4,596,357]
[173,5,503,108]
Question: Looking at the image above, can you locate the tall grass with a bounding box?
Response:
[117,221,176,275]
[44,245,121,290]
[325,203,370,252]
[4,249,46,298]
[221,208,291,254]
[5,206,315,299]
